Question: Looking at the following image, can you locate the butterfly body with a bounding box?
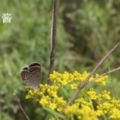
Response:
[21,63,41,88]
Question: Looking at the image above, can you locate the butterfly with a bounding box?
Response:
[20,63,41,89]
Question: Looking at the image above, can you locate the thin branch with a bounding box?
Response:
[49,0,58,75]
[17,99,30,120]
[91,66,120,83]
[64,41,120,109]
[100,66,120,77]
[45,1,58,118]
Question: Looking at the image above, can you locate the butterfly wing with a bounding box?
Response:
[21,63,41,88]
[20,67,29,85]
[28,63,41,88]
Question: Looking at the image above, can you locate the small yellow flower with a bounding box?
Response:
[96,110,104,116]
[110,108,120,119]
[71,83,78,89]
[49,103,57,110]
[39,96,50,106]
[78,105,98,120]
[111,98,120,107]
[96,75,108,85]
[64,104,78,116]
[101,90,111,100]
[87,90,98,100]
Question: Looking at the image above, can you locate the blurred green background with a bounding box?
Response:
[0,0,120,120]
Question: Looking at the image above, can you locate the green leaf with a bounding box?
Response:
[43,107,65,120]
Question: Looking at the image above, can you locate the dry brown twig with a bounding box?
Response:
[47,0,58,86]
[62,41,120,111]
[99,66,120,77]
[49,0,58,75]
[45,0,58,119]
[90,66,120,84]
[17,99,30,120]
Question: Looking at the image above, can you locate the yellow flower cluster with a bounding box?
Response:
[25,71,120,120]
[87,89,111,100]
[50,71,108,87]
[26,84,66,111]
